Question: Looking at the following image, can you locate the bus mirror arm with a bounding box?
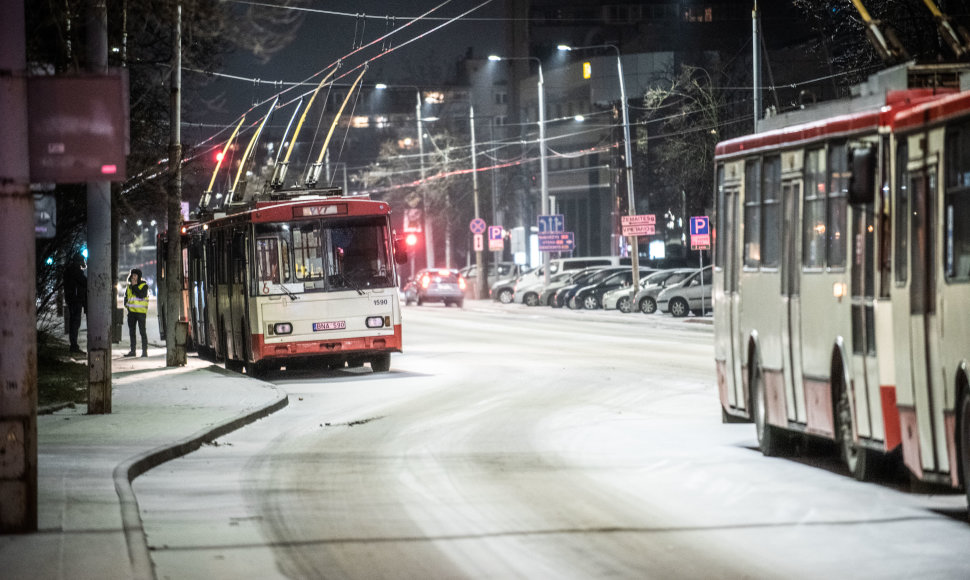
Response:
[848,145,876,205]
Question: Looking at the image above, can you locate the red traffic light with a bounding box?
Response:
[405,232,419,246]
[215,151,225,163]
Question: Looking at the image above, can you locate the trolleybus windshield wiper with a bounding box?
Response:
[279,284,300,300]
[334,272,365,295]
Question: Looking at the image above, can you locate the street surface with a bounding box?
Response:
[135,301,970,579]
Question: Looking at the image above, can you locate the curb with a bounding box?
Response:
[111,371,289,580]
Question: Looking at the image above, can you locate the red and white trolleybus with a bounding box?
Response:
[713,64,970,507]
[183,188,407,377]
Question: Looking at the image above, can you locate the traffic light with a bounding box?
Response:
[404,231,423,250]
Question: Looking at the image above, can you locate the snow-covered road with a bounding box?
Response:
[135,302,970,579]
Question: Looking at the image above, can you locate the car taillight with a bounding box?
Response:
[421,275,431,288]
[458,276,466,290]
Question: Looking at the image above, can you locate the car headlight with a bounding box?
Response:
[273,322,293,335]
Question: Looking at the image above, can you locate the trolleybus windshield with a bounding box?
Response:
[254,216,393,295]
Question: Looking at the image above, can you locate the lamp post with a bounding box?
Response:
[558,43,641,291]
[375,84,434,270]
[489,54,549,285]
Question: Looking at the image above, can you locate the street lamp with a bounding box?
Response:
[488,54,550,285]
[558,43,641,291]
[375,83,434,269]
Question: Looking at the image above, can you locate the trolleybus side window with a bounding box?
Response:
[715,164,725,271]
[803,148,826,269]
[895,141,909,284]
[945,124,970,282]
[763,156,782,268]
[744,159,762,268]
[827,142,849,269]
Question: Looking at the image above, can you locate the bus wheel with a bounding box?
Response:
[836,378,879,481]
[371,354,391,373]
[958,389,970,517]
[752,365,788,456]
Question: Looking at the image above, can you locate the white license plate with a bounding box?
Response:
[313,320,346,331]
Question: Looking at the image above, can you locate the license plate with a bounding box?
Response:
[313,320,346,331]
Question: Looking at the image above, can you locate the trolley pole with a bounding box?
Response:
[86,0,113,413]
[166,2,185,367]
[0,0,38,531]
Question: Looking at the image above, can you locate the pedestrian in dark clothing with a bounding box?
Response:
[63,253,87,354]
[124,268,150,357]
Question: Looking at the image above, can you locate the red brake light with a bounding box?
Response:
[421,275,431,288]
[458,276,466,290]
[437,269,450,276]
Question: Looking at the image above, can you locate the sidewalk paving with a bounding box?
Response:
[0,314,287,580]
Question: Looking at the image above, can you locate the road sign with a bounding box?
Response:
[473,234,484,251]
[690,216,710,236]
[489,237,504,251]
[538,232,575,252]
[469,218,487,234]
[537,214,565,233]
[488,225,503,241]
[622,224,655,236]
[621,214,655,226]
[690,216,711,249]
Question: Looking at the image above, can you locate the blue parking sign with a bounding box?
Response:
[690,216,710,236]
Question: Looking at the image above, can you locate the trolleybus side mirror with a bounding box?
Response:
[393,236,409,265]
[848,145,875,205]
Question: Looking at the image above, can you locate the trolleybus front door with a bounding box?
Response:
[781,178,806,423]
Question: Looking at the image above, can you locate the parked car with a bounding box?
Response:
[555,267,628,309]
[514,270,574,306]
[489,265,533,304]
[602,272,661,312]
[459,261,517,298]
[538,267,605,306]
[632,268,697,314]
[403,269,466,307]
[657,266,712,317]
[570,268,654,310]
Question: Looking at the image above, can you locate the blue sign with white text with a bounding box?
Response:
[690,216,710,236]
[538,214,565,233]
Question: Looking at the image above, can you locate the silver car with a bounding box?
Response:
[657,266,712,317]
[633,269,697,314]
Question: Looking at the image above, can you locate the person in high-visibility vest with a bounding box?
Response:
[124,268,150,357]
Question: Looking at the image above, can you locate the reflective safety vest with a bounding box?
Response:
[125,282,149,314]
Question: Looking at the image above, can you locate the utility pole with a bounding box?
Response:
[752,1,761,133]
[0,0,38,532]
[416,92,434,269]
[165,2,185,366]
[86,0,112,412]
[470,106,487,298]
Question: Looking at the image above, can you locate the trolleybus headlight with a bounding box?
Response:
[274,322,293,335]
[365,316,386,328]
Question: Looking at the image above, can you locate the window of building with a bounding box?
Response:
[494,91,507,105]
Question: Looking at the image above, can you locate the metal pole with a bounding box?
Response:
[0,0,37,532]
[753,1,761,133]
[471,106,487,299]
[417,91,433,269]
[537,62,549,286]
[165,3,185,367]
[86,0,112,412]
[615,48,641,293]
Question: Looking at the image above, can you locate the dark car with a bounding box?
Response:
[403,269,466,307]
[570,268,655,310]
[553,267,627,309]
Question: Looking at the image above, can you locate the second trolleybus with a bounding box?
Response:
[713,63,970,508]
